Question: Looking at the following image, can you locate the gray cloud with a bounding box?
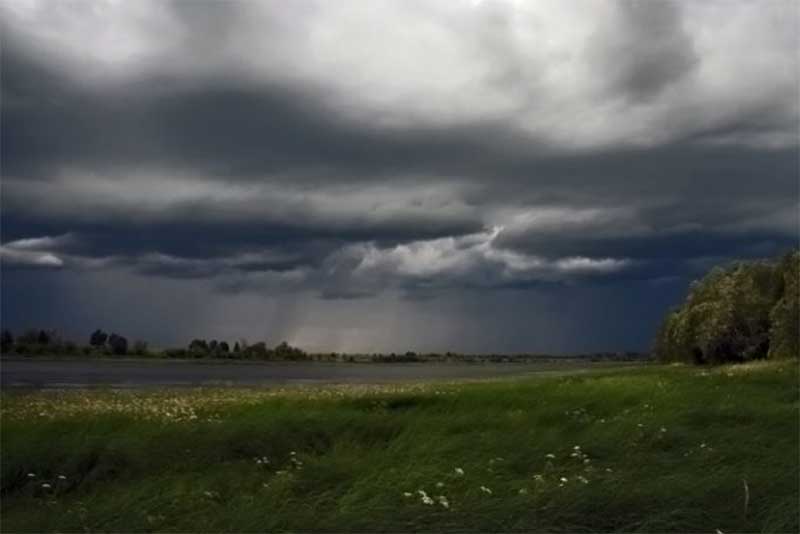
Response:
[1,0,797,351]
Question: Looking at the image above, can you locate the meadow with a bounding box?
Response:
[1,360,797,532]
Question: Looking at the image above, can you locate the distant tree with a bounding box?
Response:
[273,341,307,361]
[218,341,229,353]
[37,330,51,345]
[209,340,218,352]
[233,342,240,353]
[248,342,268,359]
[108,333,128,356]
[90,329,108,348]
[188,339,209,353]
[1,329,13,353]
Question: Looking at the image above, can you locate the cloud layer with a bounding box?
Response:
[2,0,797,351]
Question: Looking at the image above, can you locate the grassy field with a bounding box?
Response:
[1,361,797,532]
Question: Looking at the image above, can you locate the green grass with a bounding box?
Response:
[1,361,797,532]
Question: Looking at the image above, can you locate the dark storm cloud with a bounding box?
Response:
[589,1,698,102]
[1,0,797,351]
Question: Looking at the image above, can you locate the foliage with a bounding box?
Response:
[654,251,798,364]
[89,329,108,348]
[107,333,128,356]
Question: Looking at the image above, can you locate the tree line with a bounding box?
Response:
[654,250,799,364]
[0,328,309,361]
[1,328,147,357]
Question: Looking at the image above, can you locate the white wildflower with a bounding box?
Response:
[436,482,444,488]
[437,495,449,508]
[545,453,555,459]
[454,467,465,476]
[560,477,568,483]
[57,475,67,480]
[480,486,492,495]
[577,476,589,484]
[518,488,528,495]
[403,492,413,498]
[41,483,52,489]
[27,473,36,478]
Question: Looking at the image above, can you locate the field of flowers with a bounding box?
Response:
[1,360,797,532]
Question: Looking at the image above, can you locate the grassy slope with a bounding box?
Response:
[1,361,797,533]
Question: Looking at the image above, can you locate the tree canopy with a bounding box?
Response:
[654,251,799,364]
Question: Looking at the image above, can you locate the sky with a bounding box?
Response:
[1,0,798,354]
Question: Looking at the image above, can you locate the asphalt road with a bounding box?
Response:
[0,358,634,389]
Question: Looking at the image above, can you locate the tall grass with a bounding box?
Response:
[2,361,797,532]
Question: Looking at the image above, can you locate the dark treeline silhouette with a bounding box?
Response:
[0,328,309,361]
[654,250,799,364]
[1,328,146,358]
[0,325,648,363]
[165,339,308,361]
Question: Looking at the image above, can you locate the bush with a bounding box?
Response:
[654,250,799,364]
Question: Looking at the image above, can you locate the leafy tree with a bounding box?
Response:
[273,341,307,361]
[248,342,268,359]
[108,333,128,356]
[90,329,108,348]
[188,339,209,353]
[218,341,229,353]
[654,251,799,364]
[768,251,800,359]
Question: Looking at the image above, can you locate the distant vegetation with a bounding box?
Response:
[654,250,799,364]
[0,326,647,363]
[0,329,309,362]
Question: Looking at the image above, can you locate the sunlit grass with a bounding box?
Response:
[1,361,797,532]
